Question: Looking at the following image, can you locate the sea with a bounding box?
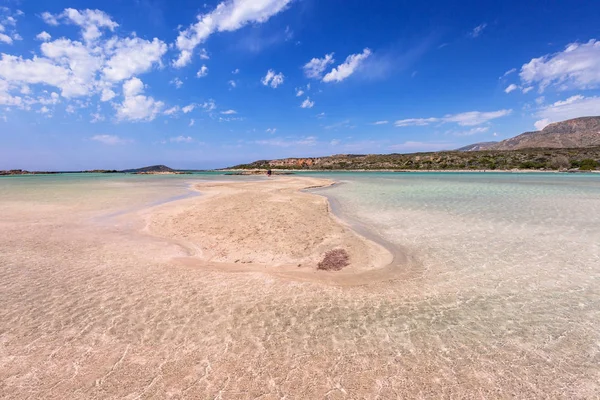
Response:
[1,171,599,396]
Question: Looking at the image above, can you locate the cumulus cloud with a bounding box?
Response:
[295,87,304,97]
[0,8,167,114]
[197,64,208,77]
[90,134,130,145]
[395,109,512,127]
[505,84,518,93]
[170,77,183,89]
[43,8,119,43]
[0,33,13,44]
[228,80,237,88]
[303,53,335,79]
[35,31,51,41]
[261,69,284,88]
[173,0,294,67]
[115,77,164,122]
[102,37,167,82]
[100,88,116,101]
[534,94,600,129]
[266,128,276,133]
[323,48,371,83]
[300,97,314,108]
[520,40,600,92]
[534,119,550,130]
[188,119,195,127]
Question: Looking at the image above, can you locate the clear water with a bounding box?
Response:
[2,172,599,396]
[313,172,600,296]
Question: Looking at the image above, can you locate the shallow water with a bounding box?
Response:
[1,172,599,398]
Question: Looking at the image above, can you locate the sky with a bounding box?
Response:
[1,0,600,170]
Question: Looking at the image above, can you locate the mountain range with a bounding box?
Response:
[459,116,600,151]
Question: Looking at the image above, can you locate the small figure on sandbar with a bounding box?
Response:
[267,169,272,177]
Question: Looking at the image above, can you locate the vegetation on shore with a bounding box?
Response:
[231,147,600,172]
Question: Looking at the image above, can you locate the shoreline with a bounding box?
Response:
[223,168,600,174]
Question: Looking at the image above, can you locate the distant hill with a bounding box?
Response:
[488,116,600,150]
[456,142,498,151]
[230,147,600,171]
[121,165,174,173]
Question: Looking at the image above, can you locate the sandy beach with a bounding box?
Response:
[1,174,599,399]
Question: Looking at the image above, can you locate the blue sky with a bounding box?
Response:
[1,0,600,170]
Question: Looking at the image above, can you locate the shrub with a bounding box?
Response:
[317,249,350,271]
[580,159,598,170]
[550,155,570,170]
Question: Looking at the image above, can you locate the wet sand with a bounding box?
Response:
[1,175,598,398]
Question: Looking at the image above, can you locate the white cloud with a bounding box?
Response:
[201,99,216,111]
[182,103,196,113]
[0,33,12,44]
[100,88,116,101]
[199,48,209,60]
[300,97,314,108]
[303,53,335,79]
[197,64,208,77]
[44,8,119,42]
[36,31,51,41]
[39,105,50,114]
[323,48,371,83]
[188,119,195,127]
[261,69,284,88]
[221,109,237,114]
[454,126,489,136]
[395,109,512,127]
[469,23,487,38]
[266,128,276,133]
[115,77,164,122]
[372,120,389,125]
[102,37,167,82]
[534,94,600,129]
[91,134,129,145]
[522,86,534,94]
[164,106,179,115]
[504,84,518,93]
[295,87,304,97]
[316,112,325,118]
[173,0,294,67]
[502,68,516,78]
[228,80,237,88]
[520,40,600,92]
[171,135,193,143]
[0,8,167,112]
[171,77,183,89]
[232,68,239,74]
[330,139,340,145]
[534,119,550,130]
[41,12,59,26]
[394,117,439,127]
